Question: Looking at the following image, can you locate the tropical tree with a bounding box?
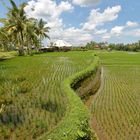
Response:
[0,0,50,55]
[85,41,97,49]
[0,27,10,51]
[34,19,50,52]
[0,0,28,55]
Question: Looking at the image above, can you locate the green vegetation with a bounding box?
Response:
[1,50,140,140]
[0,0,50,55]
[0,51,17,60]
[108,41,140,52]
[0,1,140,140]
[0,51,98,140]
[85,41,140,52]
[91,51,140,140]
[85,41,108,50]
[40,55,99,140]
[85,41,97,50]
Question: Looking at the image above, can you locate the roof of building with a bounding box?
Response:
[53,40,72,47]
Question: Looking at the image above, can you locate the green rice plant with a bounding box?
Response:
[91,51,140,140]
[0,51,98,139]
[38,56,99,140]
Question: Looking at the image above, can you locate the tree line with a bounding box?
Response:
[0,0,50,55]
[85,41,140,52]
[108,41,140,52]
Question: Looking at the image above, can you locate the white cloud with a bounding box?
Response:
[110,21,139,37]
[102,34,111,41]
[79,5,122,42]
[24,0,73,29]
[25,1,139,45]
[111,26,125,36]
[128,29,140,37]
[134,29,140,36]
[126,21,138,27]
[101,20,140,42]
[83,5,121,30]
[95,29,107,35]
[24,3,124,45]
[48,27,92,45]
[72,0,100,7]
[25,0,100,45]
[62,27,92,44]
[57,1,74,15]
[25,0,83,44]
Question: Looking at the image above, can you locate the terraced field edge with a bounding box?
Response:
[38,56,99,140]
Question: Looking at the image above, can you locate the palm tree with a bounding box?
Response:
[34,19,50,52]
[36,19,50,40]
[8,1,27,55]
[24,18,50,54]
[24,19,38,55]
[0,0,31,55]
[0,27,9,51]
[0,0,27,55]
[0,0,50,55]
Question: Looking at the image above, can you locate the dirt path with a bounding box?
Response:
[85,67,108,140]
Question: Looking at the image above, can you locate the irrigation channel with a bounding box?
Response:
[74,67,103,140]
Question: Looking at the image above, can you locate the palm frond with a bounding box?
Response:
[9,0,18,12]
[0,18,7,24]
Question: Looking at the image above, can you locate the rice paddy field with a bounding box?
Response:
[0,51,95,140]
[1,50,140,140]
[91,51,140,140]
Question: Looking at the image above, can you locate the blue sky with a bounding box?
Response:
[0,0,140,45]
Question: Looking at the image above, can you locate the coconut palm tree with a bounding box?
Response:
[36,19,50,40]
[34,19,50,52]
[24,19,38,55]
[0,0,27,55]
[0,0,50,55]
[0,27,10,51]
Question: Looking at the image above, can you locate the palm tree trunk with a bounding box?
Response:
[18,30,24,56]
[26,38,29,55]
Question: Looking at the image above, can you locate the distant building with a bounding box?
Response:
[94,45,101,49]
[53,40,72,48]
[40,40,72,52]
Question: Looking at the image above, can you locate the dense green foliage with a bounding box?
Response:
[108,41,140,52]
[85,41,140,52]
[0,51,98,140]
[0,51,17,60]
[85,41,97,50]
[91,51,140,140]
[85,41,108,50]
[0,0,49,55]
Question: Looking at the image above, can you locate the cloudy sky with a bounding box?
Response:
[0,0,140,45]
